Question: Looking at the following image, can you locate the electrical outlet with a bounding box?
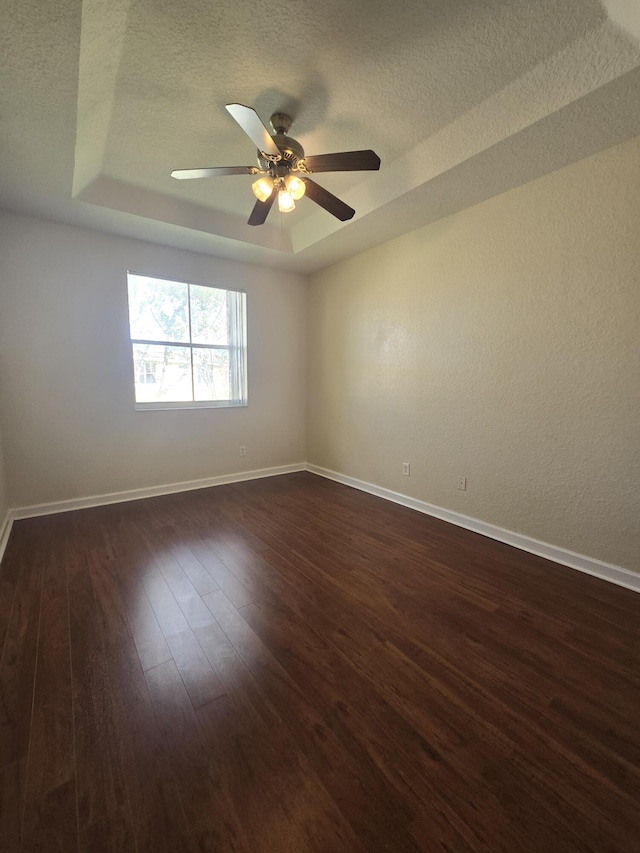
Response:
[239,446,246,457]
[458,476,467,491]
[402,462,410,476]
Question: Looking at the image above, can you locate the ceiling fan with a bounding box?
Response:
[171,104,381,226]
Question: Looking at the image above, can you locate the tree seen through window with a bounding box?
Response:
[127,274,247,408]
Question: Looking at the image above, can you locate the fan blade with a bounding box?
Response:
[226,104,281,159]
[171,166,258,179]
[248,187,277,226]
[303,179,355,221]
[300,150,380,173]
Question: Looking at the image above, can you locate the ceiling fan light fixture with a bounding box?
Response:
[285,174,306,200]
[251,175,274,202]
[278,190,296,213]
[173,105,380,226]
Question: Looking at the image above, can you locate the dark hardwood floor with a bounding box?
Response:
[1,472,639,852]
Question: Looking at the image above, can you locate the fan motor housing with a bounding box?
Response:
[258,133,305,171]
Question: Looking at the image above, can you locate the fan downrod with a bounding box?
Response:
[270,113,293,135]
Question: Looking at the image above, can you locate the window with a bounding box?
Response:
[136,360,156,384]
[126,273,247,409]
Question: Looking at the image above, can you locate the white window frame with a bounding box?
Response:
[127,271,248,411]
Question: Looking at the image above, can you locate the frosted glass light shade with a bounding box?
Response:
[278,190,296,212]
[285,175,306,200]
[252,176,274,202]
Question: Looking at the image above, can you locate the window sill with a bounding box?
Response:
[135,400,247,411]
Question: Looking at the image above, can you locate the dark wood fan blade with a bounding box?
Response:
[171,166,257,179]
[300,150,380,173]
[303,179,355,221]
[248,187,277,226]
[226,104,281,159]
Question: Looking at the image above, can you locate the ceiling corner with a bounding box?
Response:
[602,0,640,44]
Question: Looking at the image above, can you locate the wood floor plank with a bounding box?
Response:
[139,565,226,707]
[104,635,189,853]
[68,569,130,831]
[195,620,368,853]
[145,659,252,852]
[169,541,220,595]
[78,806,137,853]
[117,577,172,671]
[201,590,430,852]
[135,525,190,585]
[189,536,257,608]
[22,544,76,841]
[169,575,217,630]
[164,627,226,709]
[0,523,45,771]
[199,526,279,606]
[141,569,190,637]
[0,536,23,666]
[20,777,78,853]
[0,759,25,853]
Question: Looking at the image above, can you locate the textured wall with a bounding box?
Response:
[0,214,307,507]
[0,425,8,524]
[307,134,640,572]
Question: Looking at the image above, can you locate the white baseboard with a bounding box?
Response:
[306,464,640,595]
[10,463,306,522]
[0,510,13,565]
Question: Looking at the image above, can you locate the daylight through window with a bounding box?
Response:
[127,273,247,409]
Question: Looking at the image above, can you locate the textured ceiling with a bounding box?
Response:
[1,0,640,272]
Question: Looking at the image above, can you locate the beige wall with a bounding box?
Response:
[0,425,8,524]
[0,213,307,507]
[308,134,640,572]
